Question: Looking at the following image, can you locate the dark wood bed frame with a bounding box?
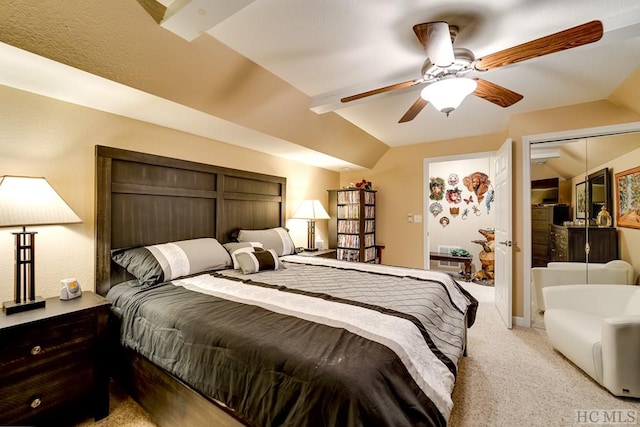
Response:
[95,145,288,426]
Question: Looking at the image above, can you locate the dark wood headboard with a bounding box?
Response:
[95,145,286,296]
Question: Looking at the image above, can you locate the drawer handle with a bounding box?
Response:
[30,345,42,356]
[30,398,42,409]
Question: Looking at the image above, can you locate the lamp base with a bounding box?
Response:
[303,248,319,252]
[3,297,46,315]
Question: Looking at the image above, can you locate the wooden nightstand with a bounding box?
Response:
[0,291,111,426]
[297,249,337,259]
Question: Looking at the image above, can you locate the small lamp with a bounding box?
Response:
[0,176,81,315]
[292,200,330,252]
[421,77,477,116]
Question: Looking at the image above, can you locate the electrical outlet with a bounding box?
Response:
[407,213,413,223]
[414,214,422,223]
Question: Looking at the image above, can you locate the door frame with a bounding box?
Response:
[521,121,640,327]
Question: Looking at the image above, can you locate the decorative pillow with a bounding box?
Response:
[235,249,282,274]
[112,238,231,287]
[223,242,264,269]
[236,227,296,256]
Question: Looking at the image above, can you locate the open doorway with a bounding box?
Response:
[423,151,497,285]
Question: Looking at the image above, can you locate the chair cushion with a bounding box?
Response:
[545,309,603,383]
[623,290,640,316]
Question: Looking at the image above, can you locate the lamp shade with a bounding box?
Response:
[420,78,477,116]
[292,200,330,220]
[0,176,81,227]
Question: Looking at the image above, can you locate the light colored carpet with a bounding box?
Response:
[75,381,156,427]
[449,281,639,426]
[77,281,639,426]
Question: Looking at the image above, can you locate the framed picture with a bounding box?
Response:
[575,181,587,219]
[614,166,640,229]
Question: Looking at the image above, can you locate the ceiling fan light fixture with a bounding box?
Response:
[420,78,477,116]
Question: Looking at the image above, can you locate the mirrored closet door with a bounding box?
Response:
[530,132,640,328]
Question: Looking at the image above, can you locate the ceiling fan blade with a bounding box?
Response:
[341,79,424,103]
[473,79,523,108]
[475,20,603,71]
[413,22,454,67]
[398,97,428,123]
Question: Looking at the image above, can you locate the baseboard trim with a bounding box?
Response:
[513,316,527,328]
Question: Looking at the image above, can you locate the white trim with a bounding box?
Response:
[521,121,640,328]
[513,316,527,328]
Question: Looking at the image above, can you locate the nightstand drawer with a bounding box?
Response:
[0,311,95,376]
[0,293,110,425]
[0,360,94,424]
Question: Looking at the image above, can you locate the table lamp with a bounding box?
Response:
[292,200,330,251]
[0,176,81,315]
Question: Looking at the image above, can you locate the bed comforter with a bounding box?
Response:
[107,256,477,427]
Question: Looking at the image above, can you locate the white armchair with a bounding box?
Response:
[543,284,640,398]
[532,260,634,311]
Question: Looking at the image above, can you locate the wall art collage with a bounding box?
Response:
[429,171,495,228]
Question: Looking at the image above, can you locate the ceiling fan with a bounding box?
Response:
[340,20,603,122]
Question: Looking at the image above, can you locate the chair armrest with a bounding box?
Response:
[601,315,640,397]
[543,285,636,316]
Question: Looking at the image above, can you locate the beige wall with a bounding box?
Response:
[0,85,339,303]
[3,86,639,321]
[0,0,389,169]
[341,133,505,268]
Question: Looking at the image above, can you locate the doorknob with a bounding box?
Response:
[498,240,513,247]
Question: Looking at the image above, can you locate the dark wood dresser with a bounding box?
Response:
[531,205,569,267]
[550,225,618,263]
[0,292,110,426]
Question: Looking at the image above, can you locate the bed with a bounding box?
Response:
[95,146,477,427]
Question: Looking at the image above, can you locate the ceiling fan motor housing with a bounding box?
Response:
[421,48,476,81]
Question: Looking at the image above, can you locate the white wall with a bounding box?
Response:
[426,156,496,276]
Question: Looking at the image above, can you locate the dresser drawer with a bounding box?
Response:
[0,360,94,424]
[0,311,96,377]
[531,208,551,221]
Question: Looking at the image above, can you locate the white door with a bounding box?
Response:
[494,139,513,328]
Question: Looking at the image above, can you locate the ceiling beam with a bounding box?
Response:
[137,0,256,41]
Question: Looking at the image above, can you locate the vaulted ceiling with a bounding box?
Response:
[1,1,640,171]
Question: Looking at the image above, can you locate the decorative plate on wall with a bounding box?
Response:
[429,202,443,217]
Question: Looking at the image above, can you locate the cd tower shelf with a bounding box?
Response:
[328,188,376,263]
